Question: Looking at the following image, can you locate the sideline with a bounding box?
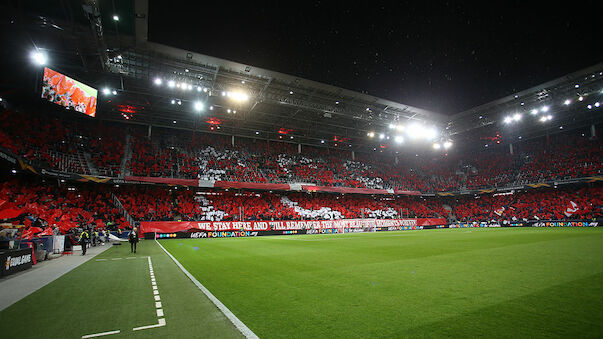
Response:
[0,244,110,311]
[155,239,258,339]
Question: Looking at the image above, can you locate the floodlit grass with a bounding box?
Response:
[161,228,603,338]
[0,241,241,338]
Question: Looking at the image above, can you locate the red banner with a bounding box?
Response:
[214,181,291,191]
[140,218,446,234]
[124,176,199,186]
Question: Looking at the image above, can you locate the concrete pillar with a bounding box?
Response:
[591,124,596,138]
[231,135,235,147]
[509,143,514,155]
[147,125,152,139]
[298,144,302,154]
[352,151,355,160]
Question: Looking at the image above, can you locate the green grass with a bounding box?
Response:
[161,228,603,338]
[0,241,241,338]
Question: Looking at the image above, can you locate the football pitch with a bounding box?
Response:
[1,227,602,338]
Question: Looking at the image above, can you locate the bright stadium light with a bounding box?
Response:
[513,113,522,121]
[425,128,438,140]
[196,86,202,92]
[394,135,404,144]
[320,140,325,143]
[113,15,119,21]
[389,123,396,129]
[168,80,175,88]
[187,84,193,90]
[229,91,249,102]
[540,115,553,122]
[595,102,601,108]
[564,99,571,105]
[154,78,162,86]
[194,101,204,111]
[587,104,592,109]
[540,106,549,112]
[367,132,375,138]
[112,90,117,95]
[443,141,453,149]
[31,50,47,65]
[379,133,385,140]
[578,96,584,101]
[170,99,175,104]
[102,88,111,95]
[504,116,513,124]
[432,143,441,150]
[203,87,208,92]
[530,109,539,115]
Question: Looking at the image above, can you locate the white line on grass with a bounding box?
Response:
[133,318,166,331]
[81,330,120,338]
[155,239,259,339]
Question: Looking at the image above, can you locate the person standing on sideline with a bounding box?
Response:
[80,229,89,255]
[129,227,139,253]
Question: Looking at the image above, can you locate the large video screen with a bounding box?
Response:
[41,67,97,117]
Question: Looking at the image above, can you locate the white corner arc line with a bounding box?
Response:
[81,330,120,338]
[132,318,166,331]
[155,240,259,339]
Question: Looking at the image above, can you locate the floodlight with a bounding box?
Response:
[31,51,47,65]
[196,86,202,92]
[113,15,119,21]
[187,84,193,90]
[578,96,584,101]
[425,128,438,140]
[443,141,453,149]
[564,99,571,105]
[168,80,175,88]
[389,123,396,129]
[170,99,175,104]
[503,116,513,124]
[394,136,404,144]
[320,140,325,143]
[112,90,117,95]
[154,78,162,85]
[512,113,521,121]
[102,88,111,95]
[177,100,182,105]
[540,106,549,112]
[530,109,538,115]
[433,143,441,150]
[230,91,249,102]
[194,101,204,111]
[587,104,592,109]
[379,133,385,140]
[595,102,600,107]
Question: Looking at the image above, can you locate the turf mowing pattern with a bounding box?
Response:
[0,241,242,338]
[161,227,603,338]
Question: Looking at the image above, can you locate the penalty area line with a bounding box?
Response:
[133,318,166,331]
[81,330,120,338]
[155,239,259,339]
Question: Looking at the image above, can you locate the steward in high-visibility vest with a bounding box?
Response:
[80,230,89,255]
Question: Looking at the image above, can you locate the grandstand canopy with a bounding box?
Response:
[1,0,602,152]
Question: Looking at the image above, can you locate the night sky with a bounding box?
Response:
[148,1,600,115]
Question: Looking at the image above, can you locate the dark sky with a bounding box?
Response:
[148,1,600,115]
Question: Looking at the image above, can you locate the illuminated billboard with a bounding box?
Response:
[41,67,97,117]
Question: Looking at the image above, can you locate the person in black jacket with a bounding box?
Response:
[80,229,89,255]
[129,227,139,253]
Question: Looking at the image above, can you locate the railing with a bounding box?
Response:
[111,193,136,228]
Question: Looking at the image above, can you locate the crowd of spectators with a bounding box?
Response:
[1,108,601,193]
[0,178,126,231]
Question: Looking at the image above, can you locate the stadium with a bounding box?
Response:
[0,1,602,338]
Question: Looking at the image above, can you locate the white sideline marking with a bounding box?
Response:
[155,302,162,308]
[95,259,108,261]
[153,290,159,295]
[154,295,161,301]
[81,330,120,338]
[126,257,137,259]
[156,240,259,339]
[152,285,158,290]
[156,308,164,317]
[132,318,166,331]
[110,258,122,260]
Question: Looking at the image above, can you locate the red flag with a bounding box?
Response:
[563,201,579,217]
[39,227,54,236]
